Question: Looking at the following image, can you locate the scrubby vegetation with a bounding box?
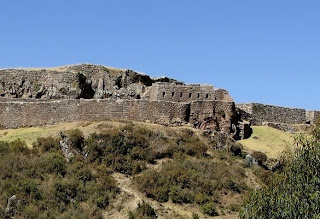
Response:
[135,151,248,216]
[0,122,250,218]
[0,137,119,218]
[240,121,320,218]
[128,200,157,219]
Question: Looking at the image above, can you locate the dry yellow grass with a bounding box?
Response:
[0,120,201,148]
[0,120,295,160]
[0,121,122,147]
[239,126,295,159]
[6,64,126,76]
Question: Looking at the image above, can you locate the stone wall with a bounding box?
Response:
[237,103,306,125]
[0,99,238,135]
[0,99,191,129]
[190,101,236,134]
[306,110,320,124]
[0,64,249,139]
[149,83,233,102]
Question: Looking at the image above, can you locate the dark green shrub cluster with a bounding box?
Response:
[0,138,119,218]
[67,129,85,152]
[240,122,320,219]
[230,142,244,157]
[202,202,219,216]
[84,125,208,175]
[84,125,157,175]
[128,200,157,219]
[0,123,247,218]
[135,154,247,216]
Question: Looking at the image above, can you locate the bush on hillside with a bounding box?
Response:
[250,151,267,165]
[128,200,157,219]
[0,138,119,218]
[67,129,85,151]
[135,153,247,215]
[240,122,320,218]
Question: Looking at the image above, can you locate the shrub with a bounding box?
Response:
[169,186,194,203]
[230,142,243,156]
[194,193,209,205]
[128,200,157,219]
[251,151,267,165]
[0,136,119,218]
[32,137,60,153]
[0,141,9,156]
[202,202,219,216]
[240,124,320,218]
[136,155,247,207]
[192,213,200,219]
[10,139,28,154]
[96,195,109,209]
[229,204,240,212]
[67,129,84,151]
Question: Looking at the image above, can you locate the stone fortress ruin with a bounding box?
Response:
[0,64,249,139]
[0,63,318,138]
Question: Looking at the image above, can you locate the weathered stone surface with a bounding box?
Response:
[306,110,320,124]
[149,82,233,102]
[5,195,19,218]
[0,64,249,139]
[238,121,253,139]
[261,122,314,134]
[244,154,258,167]
[59,132,74,161]
[237,103,307,125]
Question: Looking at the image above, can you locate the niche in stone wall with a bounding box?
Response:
[162,92,165,97]
[77,73,95,99]
[172,92,174,97]
[189,93,192,98]
[206,94,209,99]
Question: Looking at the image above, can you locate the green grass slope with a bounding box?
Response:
[239,126,295,159]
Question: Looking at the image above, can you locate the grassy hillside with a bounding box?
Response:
[239,126,295,159]
[0,121,261,218]
[0,121,205,148]
[0,121,119,147]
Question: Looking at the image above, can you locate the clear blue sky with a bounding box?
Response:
[1,0,319,109]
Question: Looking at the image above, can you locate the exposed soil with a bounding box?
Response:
[104,159,241,219]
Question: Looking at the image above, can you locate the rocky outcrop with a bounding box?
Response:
[0,64,181,101]
[5,195,19,219]
[59,132,74,161]
[244,154,258,167]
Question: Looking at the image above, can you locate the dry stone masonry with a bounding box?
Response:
[0,64,249,139]
[237,103,320,130]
